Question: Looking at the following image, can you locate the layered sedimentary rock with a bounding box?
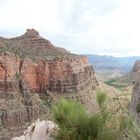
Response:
[0,53,48,140]
[129,60,140,124]
[0,29,98,139]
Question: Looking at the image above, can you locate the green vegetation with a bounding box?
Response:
[52,91,140,140]
[52,98,109,140]
[105,78,116,84]
[105,78,128,89]
[96,90,107,109]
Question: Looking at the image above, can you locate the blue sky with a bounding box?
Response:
[0,0,140,56]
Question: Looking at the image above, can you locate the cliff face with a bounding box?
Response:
[0,53,49,139]
[0,29,98,139]
[129,60,140,124]
[21,56,96,94]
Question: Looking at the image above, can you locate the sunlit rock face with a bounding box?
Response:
[129,60,140,124]
[0,29,98,139]
[11,119,58,140]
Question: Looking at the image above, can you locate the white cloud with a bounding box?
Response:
[0,0,63,34]
[0,0,140,56]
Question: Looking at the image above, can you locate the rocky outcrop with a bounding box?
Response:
[129,60,140,124]
[11,119,58,140]
[20,56,96,94]
[0,29,98,95]
[0,54,48,140]
[0,29,98,139]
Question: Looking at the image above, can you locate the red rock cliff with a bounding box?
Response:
[0,29,98,139]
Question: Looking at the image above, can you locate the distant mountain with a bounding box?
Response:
[84,54,140,78]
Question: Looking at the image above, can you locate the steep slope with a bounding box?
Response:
[0,29,98,139]
[129,60,140,124]
[115,72,132,83]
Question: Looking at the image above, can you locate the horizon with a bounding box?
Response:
[82,54,140,58]
[0,0,140,57]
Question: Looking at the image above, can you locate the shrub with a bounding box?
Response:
[96,90,107,109]
[52,96,140,140]
[52,98,86,127]
[52,98,109,140]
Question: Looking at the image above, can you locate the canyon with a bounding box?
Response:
[0,29,98,140]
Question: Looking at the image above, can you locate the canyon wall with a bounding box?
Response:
[129,60,140,124]
[0,29,98,139]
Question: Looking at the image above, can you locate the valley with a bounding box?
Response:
[85,54,138,91]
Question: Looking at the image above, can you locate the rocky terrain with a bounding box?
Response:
[11,119,58,140]
[129,60,140,124]
[0,29,98,140]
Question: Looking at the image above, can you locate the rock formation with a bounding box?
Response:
[11,119,58,140]
[0,29,98,139]
[129,60,140,124]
